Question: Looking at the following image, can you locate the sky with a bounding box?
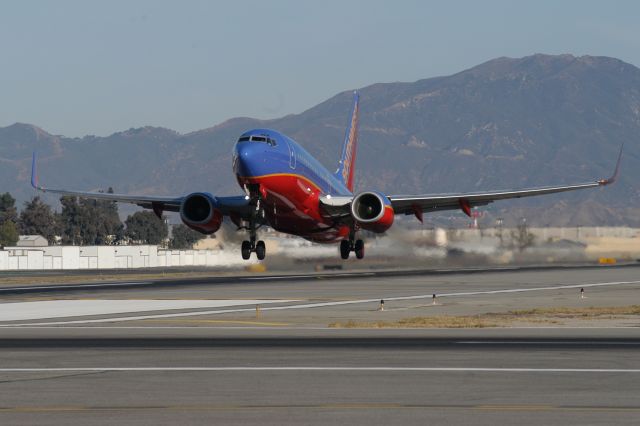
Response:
[2,0,640,137]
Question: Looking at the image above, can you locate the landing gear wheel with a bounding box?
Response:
[340,240,350,260]
[354,239,365,260]
[255,240,266,260]
[241,240,252,260]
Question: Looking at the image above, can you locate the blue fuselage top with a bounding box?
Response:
[232,128,352,196]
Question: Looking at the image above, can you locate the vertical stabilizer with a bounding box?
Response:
[335,91,360,192]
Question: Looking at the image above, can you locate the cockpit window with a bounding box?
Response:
[238,135,276,146]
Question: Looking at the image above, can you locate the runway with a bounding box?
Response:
[1,266,639,424]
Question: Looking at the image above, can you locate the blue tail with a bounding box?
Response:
[335,91,360,192]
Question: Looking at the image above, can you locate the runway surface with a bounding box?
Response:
[1,266,639,424]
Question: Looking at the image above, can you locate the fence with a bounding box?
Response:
[0,245,253,271]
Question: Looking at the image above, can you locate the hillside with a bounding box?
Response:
[1,53,639,226]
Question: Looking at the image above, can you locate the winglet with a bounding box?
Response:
[31,152,41,191]
[598,144,623,186]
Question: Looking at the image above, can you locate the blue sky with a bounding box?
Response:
[2,0,639,136]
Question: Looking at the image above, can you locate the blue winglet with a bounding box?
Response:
[598,144,623,186]
[31,152,39,190]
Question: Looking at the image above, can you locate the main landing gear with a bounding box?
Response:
[340,238,365,260]
[241,238,266,260]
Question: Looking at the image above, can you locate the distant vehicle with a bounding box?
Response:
[31,92,622,260]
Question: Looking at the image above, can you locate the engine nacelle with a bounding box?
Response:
[350,191,394,233]
[179,192,223,234]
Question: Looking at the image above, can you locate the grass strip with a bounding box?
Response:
[329,305,640,328]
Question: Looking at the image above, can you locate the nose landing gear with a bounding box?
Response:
[240,194,266,260]
[240,213,266,260]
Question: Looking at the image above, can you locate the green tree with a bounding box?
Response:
[0,220,19,247]
[511,219,535,252]
[0,192,19,247]
[58,191,124,245]
[125,211,168,245]
[80,194,124,245]
[19,196,58,243]
[0,192,18,224]
[59,196,83,245]
[169,224,205,249]
[98,187,125,243]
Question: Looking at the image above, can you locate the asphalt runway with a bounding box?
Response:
[1,266,640,424]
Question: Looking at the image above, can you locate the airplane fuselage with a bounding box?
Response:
[233,129,351,242]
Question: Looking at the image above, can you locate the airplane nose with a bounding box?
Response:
[234,142,260,176]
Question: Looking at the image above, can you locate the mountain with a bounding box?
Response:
[2,53,640,226]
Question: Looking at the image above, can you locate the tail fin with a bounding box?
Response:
[335,91,360,192]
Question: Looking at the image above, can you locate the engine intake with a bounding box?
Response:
[351,191,394,233]
[180,192,223,234]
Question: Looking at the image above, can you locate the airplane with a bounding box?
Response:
[31,91,622,260]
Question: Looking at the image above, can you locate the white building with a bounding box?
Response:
[16,235,48,247]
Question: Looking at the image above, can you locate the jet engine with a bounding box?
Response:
[350,191,394,233]
[179,192,223,234]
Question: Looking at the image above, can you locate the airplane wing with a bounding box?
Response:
[30,153,251,217]
[389,146,623,221]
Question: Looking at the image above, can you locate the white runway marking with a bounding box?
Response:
[457,341,640,345]
[2,279,639,326]
[0,282,152,292]
[0,299,295,322]
[0,367,639,373]
[243,272,376,280]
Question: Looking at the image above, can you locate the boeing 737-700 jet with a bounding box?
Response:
[31,92,622,260]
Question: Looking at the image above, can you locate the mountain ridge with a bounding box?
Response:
[2,53,639,227]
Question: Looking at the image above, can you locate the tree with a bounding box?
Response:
[125,211,168,245]
[0,192,17,225]
[100,187,125,243]
[0,220,19,247]
[169,224,205,249]
[19,196,58,243]
[511,218,535,252]
[59,196,83,245]
[82,189,125,244]
[58,191,124,245]
[0,192,19,247]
